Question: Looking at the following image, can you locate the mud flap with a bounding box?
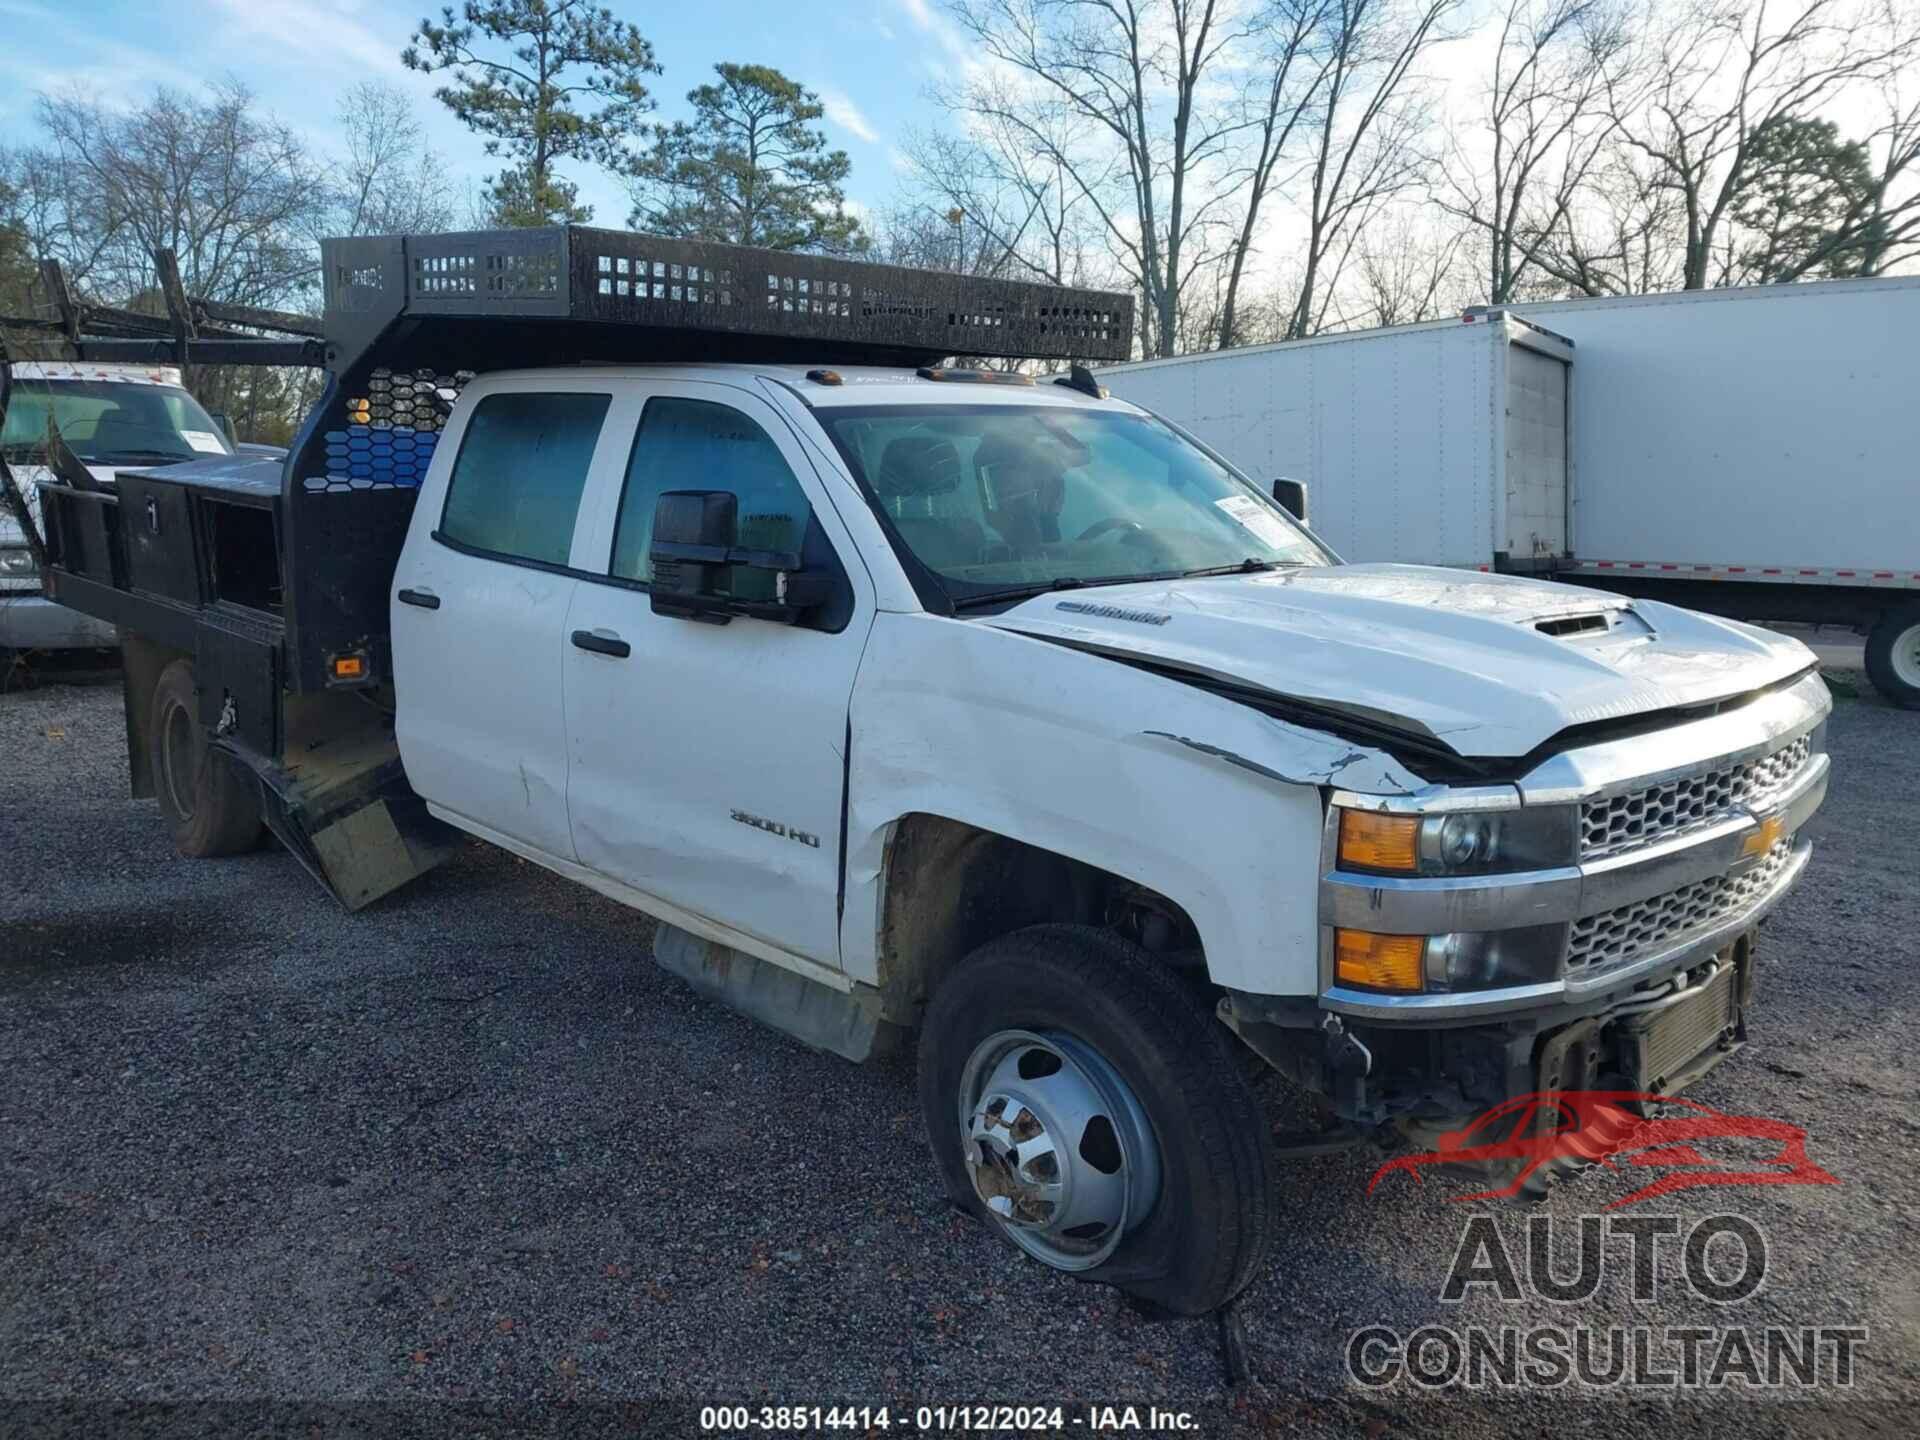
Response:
[220,735,461,911]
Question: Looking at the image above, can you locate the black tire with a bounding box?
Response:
[149,658,263,857]
[1866,604,1920,709]
[917,924,1278,1315]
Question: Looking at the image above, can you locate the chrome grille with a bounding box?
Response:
[1567,839,1795,973]
[1580,736,1811,859]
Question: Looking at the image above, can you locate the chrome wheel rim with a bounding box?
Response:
[1893,622,1920,691]
[160,698,200,820]
[956,1028,1161,1272]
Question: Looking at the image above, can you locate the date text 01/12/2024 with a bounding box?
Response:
[698,1404,1200,1432]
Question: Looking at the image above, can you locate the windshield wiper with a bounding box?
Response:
[1177,557,1296,579]
[951,575,1150,611]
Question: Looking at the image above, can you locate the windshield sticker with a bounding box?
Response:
[1055,600,1171,626]
[179,430,227,454]
[1215,493,1295,549]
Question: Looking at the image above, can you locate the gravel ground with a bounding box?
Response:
[1,670,1915,1439]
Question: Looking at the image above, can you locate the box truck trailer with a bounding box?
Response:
[1099,275,1920,706]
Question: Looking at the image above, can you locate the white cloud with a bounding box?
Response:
[206,0,404,79]
[892,0,986,82]
[820,87,880,144]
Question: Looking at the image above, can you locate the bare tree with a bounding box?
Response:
[901,108,1105,286]
[942,0,1257,356]
[1216,0,1337,347]
[30,81,323,309]
[1286,0,1466,338]
[1844,76,1920,272]
[1600,0,1920,290]
[1350,214,1473,323]
[1439,0,1629,302]
[334,82,457,237]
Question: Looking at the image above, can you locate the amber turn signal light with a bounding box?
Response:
[1334,929,1425,992]
[1337,810,1420,872]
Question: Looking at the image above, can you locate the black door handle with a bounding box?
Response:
[397,587,440,610]
[571,629,631,658]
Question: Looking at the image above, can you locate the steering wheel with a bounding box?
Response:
[1076,517,1149,543]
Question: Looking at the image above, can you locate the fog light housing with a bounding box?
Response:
[1422,925,1566,992]
[1334,929,1425,991]
[1331,925,1567,995]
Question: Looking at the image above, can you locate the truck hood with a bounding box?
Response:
[982,564,1814,760]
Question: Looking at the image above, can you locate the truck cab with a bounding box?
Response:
[12,227,1831,1318]
[1,360,237,652]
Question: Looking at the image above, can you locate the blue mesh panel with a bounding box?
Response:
[303,371,460,494]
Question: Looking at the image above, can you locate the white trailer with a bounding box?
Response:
[1099,312,1574,574]
[1099,276,1920,706]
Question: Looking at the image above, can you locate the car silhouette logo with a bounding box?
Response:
[1367,1091,1839,1209]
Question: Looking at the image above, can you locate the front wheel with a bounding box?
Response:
[1866,604,1920,709]
[918,925,1277,1315]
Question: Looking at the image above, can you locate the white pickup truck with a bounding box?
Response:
[0,360,237,652]
[22,229,1833,1317]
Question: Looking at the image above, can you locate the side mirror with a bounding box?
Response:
[1271,478,1309,524]
[208,411,238,447]
[649,489,830,625]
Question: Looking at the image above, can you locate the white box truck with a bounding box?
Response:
[1099,276,1920,706]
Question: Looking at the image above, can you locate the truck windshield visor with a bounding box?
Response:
[0,380,234,466]
[823,404,1325,600]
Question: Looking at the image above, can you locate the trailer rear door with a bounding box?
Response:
[1500,331,1571,567]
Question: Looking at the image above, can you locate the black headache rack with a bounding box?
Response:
[2,225,1134,910]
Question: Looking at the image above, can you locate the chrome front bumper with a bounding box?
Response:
[1318,672,1831,1023]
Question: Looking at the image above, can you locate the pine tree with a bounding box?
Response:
[629,64,864,253]
[403,1,659,227]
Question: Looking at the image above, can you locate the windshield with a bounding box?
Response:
[823,404,1328,605]
[0,379,234,467]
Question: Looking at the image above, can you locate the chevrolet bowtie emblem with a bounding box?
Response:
[1742,813,1786,858]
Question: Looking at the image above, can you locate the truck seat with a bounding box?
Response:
[875,435,984,568]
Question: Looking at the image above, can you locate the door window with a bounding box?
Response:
[438,391,612,566]
[610,397,813,595]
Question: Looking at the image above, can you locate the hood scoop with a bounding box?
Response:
[1535,611,1612,638]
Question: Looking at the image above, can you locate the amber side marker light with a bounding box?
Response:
[1338,810,1420,872]
[1334,929,1425,992]
[331,655,367,681]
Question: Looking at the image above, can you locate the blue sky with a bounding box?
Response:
[0,0,961,225]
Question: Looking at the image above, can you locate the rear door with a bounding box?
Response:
[1502,334,1571,565]
[391,381,624,860]
[562,380,873,968]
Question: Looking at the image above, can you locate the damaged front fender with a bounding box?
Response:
[841,613,1420,998]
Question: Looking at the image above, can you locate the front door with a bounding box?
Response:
[562,380,871,968]
[392,382,623,860]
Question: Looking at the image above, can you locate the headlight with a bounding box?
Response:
[1335,805,1575,875]
[1335,924,1565,993]
[0,547,39,580]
